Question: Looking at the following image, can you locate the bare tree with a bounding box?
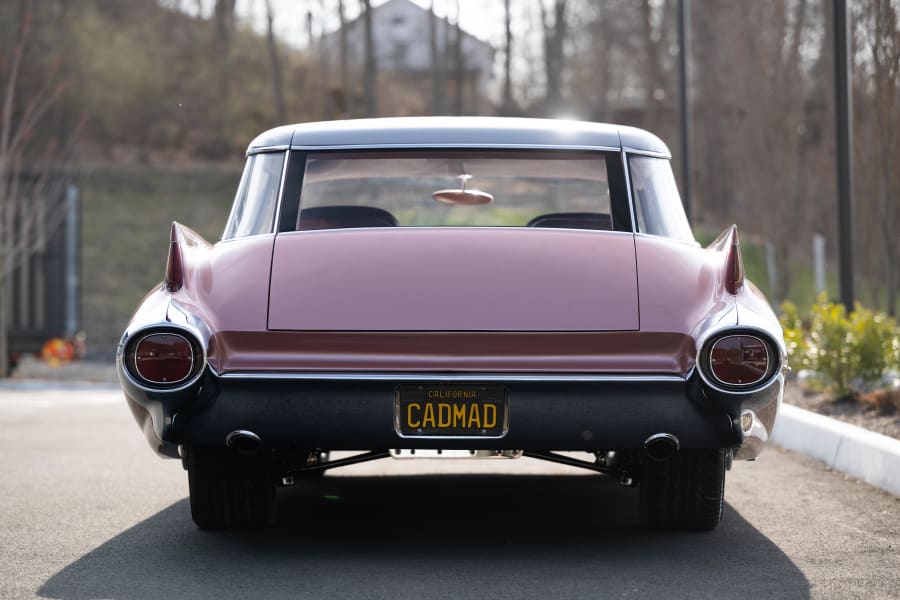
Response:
[858,0,900,315]
[501,0,515,114]
[638,0,673,132]
[212,0,236,151]
[0,0,76,376]
[264,0,286,123]
[454,0,464,114]
[430,0,445,114]
[338,0,354,117]
[539,0,568,115]
[362,0,377,117]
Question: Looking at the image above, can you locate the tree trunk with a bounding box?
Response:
[430,0,444,114]
[338,0,353,117]
[501,0,514,114]
[264,0,286,123]
[454,0,463,114]
[0,0,30,377]
[362,0,377,117]
[868,0,900,315]
[212,0,236,152]
[540,0,567,115]
[315,1,332,119]
[639,0,667,131]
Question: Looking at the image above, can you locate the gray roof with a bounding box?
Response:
[247,117,671,157]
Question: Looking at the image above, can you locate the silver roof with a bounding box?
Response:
[247,117,671,157]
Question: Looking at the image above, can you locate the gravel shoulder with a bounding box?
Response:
[784,382,900,441]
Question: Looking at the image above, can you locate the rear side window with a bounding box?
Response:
[223,152,285,239]
[629,156,694,242]
[294,150,616,231]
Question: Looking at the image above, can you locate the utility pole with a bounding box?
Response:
[677,0,692,224]
[833,0,854,311]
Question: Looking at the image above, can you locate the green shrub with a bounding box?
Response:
[780,301,809,371]
[807,297,856,396]
[783,294,900,396]
[850,305,899,387]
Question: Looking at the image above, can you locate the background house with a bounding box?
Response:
[320,0,496,115]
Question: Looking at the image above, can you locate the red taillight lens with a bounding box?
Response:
[133,333,194,384]
[708,335,770,387]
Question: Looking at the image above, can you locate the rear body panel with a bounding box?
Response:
[207,331,695,375]
[268,228,639,332]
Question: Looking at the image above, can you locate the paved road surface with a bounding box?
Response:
[0,388,898,599]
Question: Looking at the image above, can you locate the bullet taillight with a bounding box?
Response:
[707,335,772,387]
[132,333,196,385]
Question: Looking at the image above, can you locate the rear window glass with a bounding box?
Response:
[223,152,285,239]
[629,156,694,242]
[296,151,613,231]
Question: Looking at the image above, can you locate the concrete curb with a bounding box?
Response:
[0,379,119,391]
[771,403,900,497]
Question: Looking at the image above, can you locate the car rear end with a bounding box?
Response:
[117,118,785,531]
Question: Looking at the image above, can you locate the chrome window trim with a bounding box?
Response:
[621,150,638,234]
[247,144,291,155]
[271,149,291,235]
[222,155,253,240]
[274,226,638,238]
[223,150,288,240]
[288,143,623,152]
[211,371,689,383]
[622,147,671,159]
[625,153,697,244]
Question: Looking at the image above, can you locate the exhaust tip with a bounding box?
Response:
[644,433,679,462]
[226,430,261,454]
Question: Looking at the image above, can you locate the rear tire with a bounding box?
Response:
[639,448,726,531]
[187,448,275,530]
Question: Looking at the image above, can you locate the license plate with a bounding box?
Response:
[394,384,508,437]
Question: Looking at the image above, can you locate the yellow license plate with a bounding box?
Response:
[395,385,508,437]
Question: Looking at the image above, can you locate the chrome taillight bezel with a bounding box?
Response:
[699,331,779,391]
[124,328,205,389]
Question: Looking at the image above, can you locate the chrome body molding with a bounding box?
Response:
[211,370,691,384]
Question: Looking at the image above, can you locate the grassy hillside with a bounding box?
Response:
[79,164,240,356]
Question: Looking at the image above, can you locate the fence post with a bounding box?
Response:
[64,183,81,338]
[813,234,826,296]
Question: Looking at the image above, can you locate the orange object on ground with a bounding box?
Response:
[41,338,75,367]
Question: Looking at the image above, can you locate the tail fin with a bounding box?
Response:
[707,224,745,295]
[165,222,212,293]
[165,223,184,292]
